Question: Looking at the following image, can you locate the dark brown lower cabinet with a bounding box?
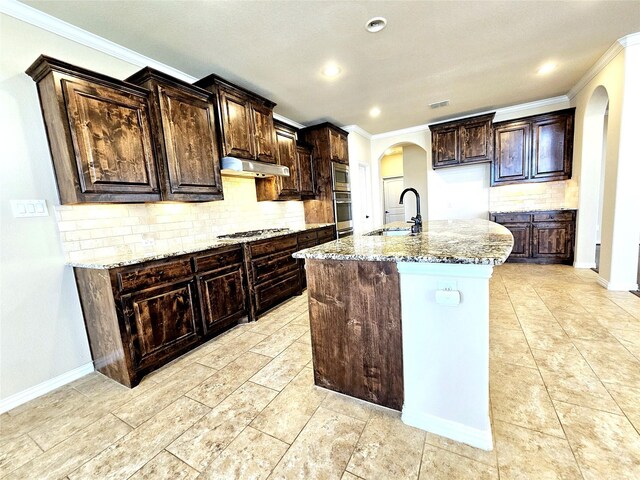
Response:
[120,279,201,373]
[297,225,337,289]
[490,210,576,264]
[75,226,337,387]
[244,234,301,319]
[74,245,247,387]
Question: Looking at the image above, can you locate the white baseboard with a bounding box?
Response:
[401,408,493,451]
[573,262,597,269]
[0,362,94,414]
[596,275,639,292]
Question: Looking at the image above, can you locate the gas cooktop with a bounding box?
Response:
[217,228,290,240]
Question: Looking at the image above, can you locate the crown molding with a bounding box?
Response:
[1,0,303,127]
[371,123,431,141]
[369,95,570,141]
[617,31,640,48]
[273,113,305,130]
[495,95,570,116]
[567,32,639,99]
[342,125,372,139]
[1,0,195,82]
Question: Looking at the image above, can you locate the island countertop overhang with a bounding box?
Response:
[293,219,514,265]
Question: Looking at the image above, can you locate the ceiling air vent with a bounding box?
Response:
[429,100,450,109]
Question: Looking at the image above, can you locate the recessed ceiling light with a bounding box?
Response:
[322,63,342,78]
[537,62,558,75]
[365,17,387,33]
[369,107,381,118]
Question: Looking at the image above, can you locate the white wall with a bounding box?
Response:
[0,14,144,400]
[346,129,374,233]
[572,42,640,289]
[402,145,428,222]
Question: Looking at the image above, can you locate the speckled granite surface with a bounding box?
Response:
[489,208,577,214]
[70,223,334,269]
[293,219,514,265]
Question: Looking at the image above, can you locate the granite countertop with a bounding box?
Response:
[292,219,514,265]
[70,223,334,269]
[489,207,577,214]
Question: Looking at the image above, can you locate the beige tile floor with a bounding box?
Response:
[2,264,640,479]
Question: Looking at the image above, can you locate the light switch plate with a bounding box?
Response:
[10,200,49,218]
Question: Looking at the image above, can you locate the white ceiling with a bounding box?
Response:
[21,0,640,134]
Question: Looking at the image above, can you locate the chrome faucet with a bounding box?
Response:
[399,188,422,234]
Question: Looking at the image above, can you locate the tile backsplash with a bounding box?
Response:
[489,179,579,213]
[55,176,306,263]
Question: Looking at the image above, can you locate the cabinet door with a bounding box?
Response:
[492,122,530,185]
[197,266,247,336]
[297,146,315,196]
[532,222,573,262]
[329,129,349,164]
[460,119,492,164]
[62,78,159,197]
[218,89,255,159]
[121,279,200,372]
[502,223,531,259]
[276,129,300,196]
[431,127,459,168]
[531,113,573,181]
[157,84,222,199]
[252,104,277,163]
[338,133,349,164]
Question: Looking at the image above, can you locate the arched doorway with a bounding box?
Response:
[575,86,609,270]
[374,142,429,227]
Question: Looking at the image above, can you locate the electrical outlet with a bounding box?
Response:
[437,279,457,291]
[141,238,155,248]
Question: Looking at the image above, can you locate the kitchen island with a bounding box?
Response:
[293,219,513,450]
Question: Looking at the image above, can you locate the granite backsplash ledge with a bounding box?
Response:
[54,176,306,263]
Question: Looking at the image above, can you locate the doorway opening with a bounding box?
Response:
[376,143,428,226]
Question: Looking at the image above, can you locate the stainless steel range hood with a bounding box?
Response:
[220,157,290,178]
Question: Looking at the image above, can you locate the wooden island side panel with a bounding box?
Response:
[305,259,403,410]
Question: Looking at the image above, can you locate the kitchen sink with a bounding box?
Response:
[217,228,290,239]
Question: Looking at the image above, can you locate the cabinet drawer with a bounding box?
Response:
[248,235,297,258]
[251,250,298,284]
[492,213,531,224]
[317,226,336,243]
[532,211,575,222]
[298,240,317,250]
[255,271,300,314]
[117,258,192,292]
[193,247,243,272]
[297,230,317,245]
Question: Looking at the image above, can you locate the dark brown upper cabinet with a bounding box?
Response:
[429,113,495,169]
[297,143,315,197]
[492,108,574,186]
[328,127,349,164]
[274,121,301,197]
[255,121,302,201]
[126,67,223,201]
[298,122,349,224]
[26,56,161,204]
[194,74,277,164]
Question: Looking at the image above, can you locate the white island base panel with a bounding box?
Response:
[398,262,494,451]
